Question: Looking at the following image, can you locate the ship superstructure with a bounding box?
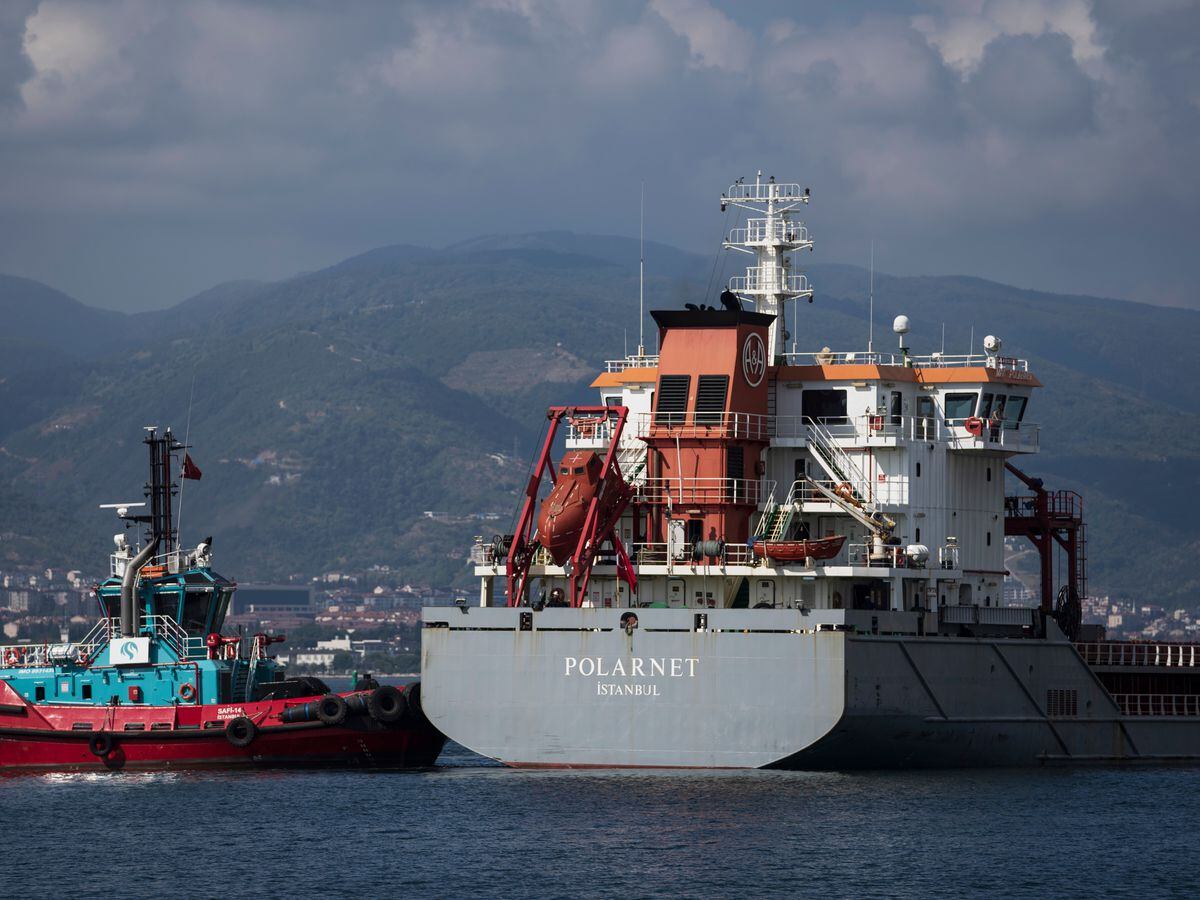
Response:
[421,174,1200,768]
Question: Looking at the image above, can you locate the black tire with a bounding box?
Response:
[225,716,257,748]
[88,733,113,758]
[345,693,370,715]
[403,682,428,727]
[316,693,348,726]
[367,685,407,724]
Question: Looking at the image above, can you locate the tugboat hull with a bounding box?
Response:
[0,686,446,773]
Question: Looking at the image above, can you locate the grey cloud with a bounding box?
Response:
[967,33,1096,135]
[0,0,1196,312]
[0,0,36,110]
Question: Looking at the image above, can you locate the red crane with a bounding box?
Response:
[506,406,634,608]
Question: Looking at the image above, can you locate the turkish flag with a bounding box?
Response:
[613,534,638,593]
[182,453,203,480]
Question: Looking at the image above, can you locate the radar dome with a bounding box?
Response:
[892,315,910,335]
[983,334,1001,353]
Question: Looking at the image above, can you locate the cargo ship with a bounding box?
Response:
[0,428,444,772]
[420,172,1200,768]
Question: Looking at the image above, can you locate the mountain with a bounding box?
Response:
[0,233,1197,603]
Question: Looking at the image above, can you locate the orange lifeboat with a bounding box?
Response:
[537,451,612,565]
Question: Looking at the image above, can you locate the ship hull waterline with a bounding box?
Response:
[0,691,447,773]
[421,607,1200,769]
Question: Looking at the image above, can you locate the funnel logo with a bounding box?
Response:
[111,637,149,666]
[742,333,766,387]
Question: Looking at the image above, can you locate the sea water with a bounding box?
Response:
[2,747,1197,899]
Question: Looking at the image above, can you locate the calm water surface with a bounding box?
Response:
[2,742,1198,899]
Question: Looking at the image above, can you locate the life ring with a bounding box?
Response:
[835,483,854,501]
[178,683,197,702]
[367,685,407,724]
[965,416,984,436]
[3,649,18,667]
[88,733,114,758]
[224,716,257,748]
[316,693,348,727]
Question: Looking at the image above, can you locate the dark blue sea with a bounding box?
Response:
[3,745,1199,899]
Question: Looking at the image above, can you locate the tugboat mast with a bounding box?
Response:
[145,426,182,556]
[722,171,814,362]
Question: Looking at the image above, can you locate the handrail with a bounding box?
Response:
[636,477,774,506]
[638,411,1022,445]
[1076,642,1199,668]
[1112,694,1200,716]
[728,269,812,296]
[783,350,1030,371]
[603,355,659,372]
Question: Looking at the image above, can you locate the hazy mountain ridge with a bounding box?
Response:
[1,233,1196,601]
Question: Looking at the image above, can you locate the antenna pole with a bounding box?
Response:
[638,181,645,357]
[868,240,874,354]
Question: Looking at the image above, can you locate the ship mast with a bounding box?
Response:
[722,171,814,362]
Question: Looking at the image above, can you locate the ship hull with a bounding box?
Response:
[421,607,1200,768]
[0,691,446,773]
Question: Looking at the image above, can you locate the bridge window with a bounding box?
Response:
[181,590,214,636]
[1003,396,1028,427]
[802,389,847,424]
[943,392,976,423]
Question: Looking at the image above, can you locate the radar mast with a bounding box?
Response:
[722,171,814,361]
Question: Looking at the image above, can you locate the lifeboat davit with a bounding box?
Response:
[750,534,847,562]
[537,450,614,565]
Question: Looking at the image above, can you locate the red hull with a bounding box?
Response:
[0,688,446,773]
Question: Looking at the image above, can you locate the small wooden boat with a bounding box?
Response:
[751,534,846,562]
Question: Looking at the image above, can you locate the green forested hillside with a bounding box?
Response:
[1,235,1197,601]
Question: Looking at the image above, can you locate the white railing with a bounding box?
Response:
[1076,642,1200,668]
[636,477,775,507]
[725,181,807,202]
[604,355,659,372]
[1113,694,1200,716]
[644,411,772,440]
[784,349,1030,372]
[109,549,186,579]
[728,269,812,296]
[634,542,758,566]
[794,477,908,508]
[634,411,1036,452]
[565,419,618,444]
[947,421,1040,452]
[727,219,811,246]
[0,615,211,670]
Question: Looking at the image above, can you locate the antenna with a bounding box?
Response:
[638,181,645,358]
[868,240,874,354]
[941,322,946,355]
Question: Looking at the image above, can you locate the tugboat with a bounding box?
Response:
[0,427,445,772]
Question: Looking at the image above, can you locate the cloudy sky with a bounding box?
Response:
[1,0,1197,311]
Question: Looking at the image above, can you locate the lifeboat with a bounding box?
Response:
[537,450,617,565]
[750,534,847,562]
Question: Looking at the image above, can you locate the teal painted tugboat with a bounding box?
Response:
[0,427,445,772]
